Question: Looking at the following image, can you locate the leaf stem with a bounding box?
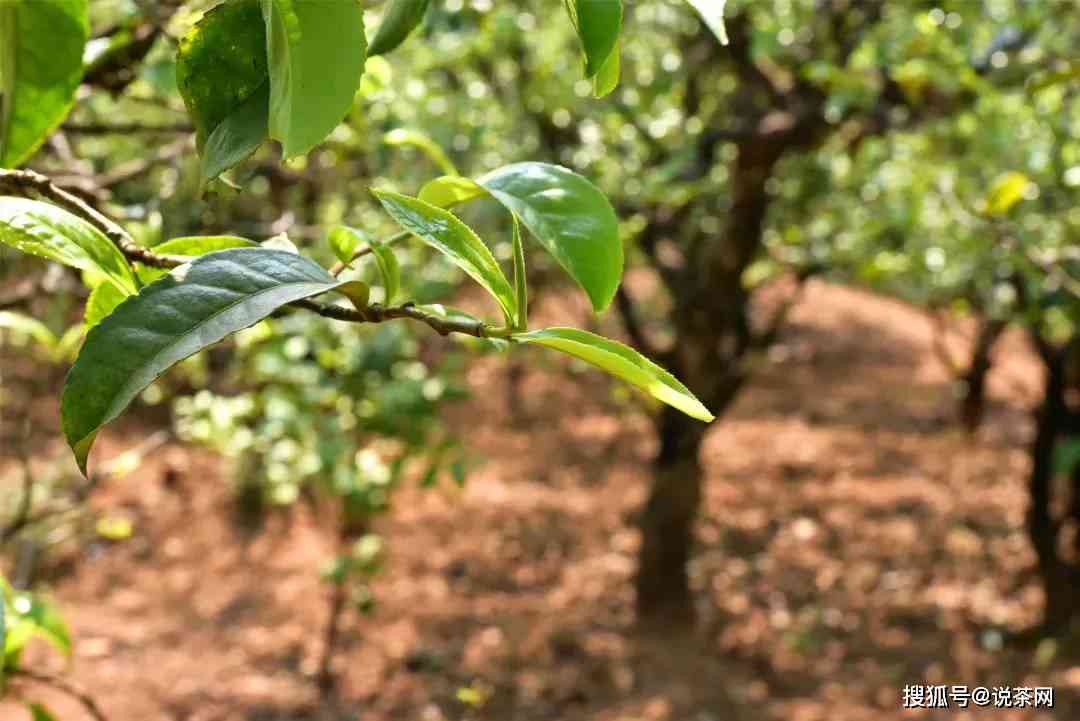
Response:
[329,230,409,277]
[0,168,187,268]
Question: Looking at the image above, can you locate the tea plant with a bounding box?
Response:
[0,0,711,476]
[0,0,715,710]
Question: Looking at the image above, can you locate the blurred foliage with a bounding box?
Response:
[774,48,1080,330]
[172,318,472,514]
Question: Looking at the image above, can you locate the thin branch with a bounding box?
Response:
[292,299,507,338]
[62,122,193,135]
[0,168,187,268]
[330,246,372,276]
[0,169,511,340]
[10,669,109,721]
[1025,246,1080,299]
[329,230,409,277]
[99,136,193,189]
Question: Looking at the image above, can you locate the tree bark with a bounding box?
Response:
[632,121,809,624]
[1027,342,1074,630]
[636,406,707,623]
[960,318,1006,433]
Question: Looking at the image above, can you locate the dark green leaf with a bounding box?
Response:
[62,248,345,474]
[478,163,622,312]
[368,0,430,56]
[564,0,621,79]
[262,0,366,158]
[0,0,88,168]
[138,235,257,284]
[0,197,138,295]
[418,164,623,312]
[374,190,516,324]
[175,0,268,177]
[513,327,714,422]
[200,82,269,183]
[176,0,266,146]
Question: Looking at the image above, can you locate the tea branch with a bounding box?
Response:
[0,169,510,340]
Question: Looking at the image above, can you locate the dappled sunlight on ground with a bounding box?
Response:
[0,281,1071,720]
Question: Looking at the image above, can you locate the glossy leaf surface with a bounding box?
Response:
[478,163,622,312]
[513,327,714,422]
[374,189,516,324]
[368,0,430,56]
[62,248,345,473]
[418,175,485,208]
[175,0,268,178]
[0,197,137,295]
[0,0,88,168]
[511,215,527,330]
[138,235,257,283]
[564,0,622,79]
[262,0,367,158]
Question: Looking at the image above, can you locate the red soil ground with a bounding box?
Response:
[0,281,1074,720]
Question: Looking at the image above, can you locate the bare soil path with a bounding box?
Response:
[0,282,1072,721]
